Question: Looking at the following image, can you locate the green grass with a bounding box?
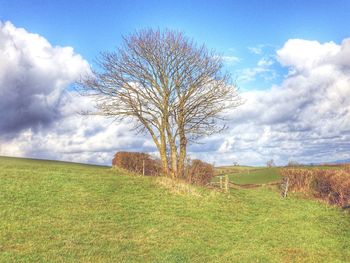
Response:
[215,166,281,185]
[1,156,350,262]
[215,165,257,175]
[229,167,281,185]
[215,164,348,186]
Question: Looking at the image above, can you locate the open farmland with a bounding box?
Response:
[214,164,348,186]
[215,166,282,185]
[1,156,350,262]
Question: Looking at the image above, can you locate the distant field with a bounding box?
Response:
[214,164,347,185]
[1,156,350,262]
[215,165,258,175]
[215,166,281,185]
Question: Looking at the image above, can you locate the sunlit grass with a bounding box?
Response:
[1,156,350,262]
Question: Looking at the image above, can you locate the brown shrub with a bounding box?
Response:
[281,167,350,207]
[112,152,162,176]
[281,168,314,192]
[186,159,214,186]
[312,170,350,206]
[311,171,332,198]
[342,164,350,173]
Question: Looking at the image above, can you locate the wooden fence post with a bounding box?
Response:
[220,176,223,189]
[225,174,229,192]
[281,177,289,198]
[284,177,289,198]
[142,160,145,176]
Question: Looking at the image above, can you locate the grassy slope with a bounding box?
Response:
[1,157,350,262]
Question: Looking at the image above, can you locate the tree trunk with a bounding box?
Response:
[165,124,178,178]
[159,132,169,175]
[169,143,178,178]
[143,119,169,176]
[159,149,169,175]
[178,126,187,179]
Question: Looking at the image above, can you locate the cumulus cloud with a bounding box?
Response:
[0,21,90,137]
[0,21,153,164]
[0,113,154,165]
[204,38,350,165]
[0,90,155,164]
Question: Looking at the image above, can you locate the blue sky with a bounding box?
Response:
[1,1,350,165]
[2,0,350,90]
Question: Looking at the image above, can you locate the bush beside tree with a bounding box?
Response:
[112,152,162,176]
[186,159,214,186]
[112,152,214,186]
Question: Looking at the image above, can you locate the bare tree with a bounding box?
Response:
[287,160,300,167]
[78,29,242,179]
[266,159,275,168]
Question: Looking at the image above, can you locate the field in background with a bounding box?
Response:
[215,165,256,175]
[1,156,350,262]
[214,166,281,185]
[214,164,348,186]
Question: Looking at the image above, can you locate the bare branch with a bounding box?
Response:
[76,29,243,178]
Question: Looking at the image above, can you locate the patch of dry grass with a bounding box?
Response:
[155,177,202,196]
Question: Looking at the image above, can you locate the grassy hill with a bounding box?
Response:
[1,156,350,262]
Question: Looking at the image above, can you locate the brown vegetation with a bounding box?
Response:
[186,159,215,186]
[112,152,162,176]
[281,165,350,207]
[112,152,214,186]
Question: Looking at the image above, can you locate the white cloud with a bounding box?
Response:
[257,57,274,67]
[0,88,155,164]
[0,21,91,136]
[248,46,263,55]
[276,39,340,71]
[237,56,277,84]
[222,55,240,65]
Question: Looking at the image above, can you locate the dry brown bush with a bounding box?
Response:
[281,167,350,207]
[342,164,350,173]
[186,159,214,186]
[112,152,162,176]
[281,168,314,193]
[312,170,350,206]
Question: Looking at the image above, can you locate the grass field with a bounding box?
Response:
[215,166,281,185]
[1,156,350,262]
[215,165,256,175]
[214,164,346,186]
